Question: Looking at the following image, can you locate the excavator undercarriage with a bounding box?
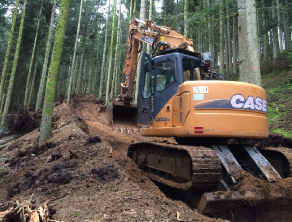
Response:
[127,140,292,219]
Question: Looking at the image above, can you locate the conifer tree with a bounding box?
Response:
[35,0,57,110]
[105,0,117,104]
[24,0,43,108]
[1,0,27,126]
[98,1,111,99]
[67,0,83,102]
[238,0,261,85]
[0,0,20,108]
[39,0,71,147]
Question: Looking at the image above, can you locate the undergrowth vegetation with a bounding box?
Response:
[263,71,292,138]
[261,51,292,138]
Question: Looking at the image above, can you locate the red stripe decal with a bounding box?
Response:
[194,127,203,129]
[194,131,204,134]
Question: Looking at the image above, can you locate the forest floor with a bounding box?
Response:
[1,94,292,222]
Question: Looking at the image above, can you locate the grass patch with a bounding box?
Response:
[263,69,292,138]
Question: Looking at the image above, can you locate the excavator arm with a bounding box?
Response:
[119,18,195,104]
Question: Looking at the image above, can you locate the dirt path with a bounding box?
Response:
[72,95,292,222]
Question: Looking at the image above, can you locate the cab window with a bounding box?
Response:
[156,60,175,92]
[142,58,152,98]
[182,58,201,81]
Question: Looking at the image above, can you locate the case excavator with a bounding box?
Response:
[106,18,292,219]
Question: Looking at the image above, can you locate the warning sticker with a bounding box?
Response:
[193,86,208,94]
[193,94,204,100]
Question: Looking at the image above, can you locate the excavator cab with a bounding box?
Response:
[137,49,268,139]
[138,49,207,127]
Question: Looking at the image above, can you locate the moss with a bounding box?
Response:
[38,0,71,147]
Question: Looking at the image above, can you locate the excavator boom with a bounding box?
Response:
[120,18,195,104]
[106,18,197,127]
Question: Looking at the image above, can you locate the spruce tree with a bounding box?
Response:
[39,0,71,147]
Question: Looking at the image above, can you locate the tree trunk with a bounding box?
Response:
[0,0,20,107]
[57,65,64,99]
[184,0,188,36]
[163,0,167,26]
[238,0,261,86]
[129,0,133,22]
[39,0,70,147]
[86,36,96,93]
[232,15,237,75]
[28,46,39,108]
[98,1,111,99]
[105,0,117,104]
[81,59,87,93]
[224,25,229,75]
[272,0,279,59]
[72,55,79,93]
[283,2,291,50]
[1,0,27,126]
[35,0,56,110]
[133,0,137,17]
[226,2,232,75]
[110,0,122,98]
[91,33,100,94]
[133,0,147,104]
[219,1,224,74]
[114,24,123,96]
[206,0,212,54]
[147,0,153,53]
[24,0,43,108]
[76,24,87,94]
[67,0,83,102]
[276,0,283,53]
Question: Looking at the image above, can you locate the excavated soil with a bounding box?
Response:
[1,94,292,221]
[0,95,216,222]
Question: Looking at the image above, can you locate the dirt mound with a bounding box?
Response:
[229,134,292,149]
[0,97,213,222]
[2,94,292,221]
[5,107,42,135]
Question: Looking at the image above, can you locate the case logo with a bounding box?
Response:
[141,36,154,44]
[230,94,267,112]
[193,94,267,113]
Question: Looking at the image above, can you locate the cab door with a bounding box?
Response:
[137,52,153,126]
[153,54,181,118]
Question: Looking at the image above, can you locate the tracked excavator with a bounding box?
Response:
[106,18,292,219]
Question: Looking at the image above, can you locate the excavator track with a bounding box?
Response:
[127,141,292,221]
[127,142,222,190]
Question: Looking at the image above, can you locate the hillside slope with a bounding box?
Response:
[1,93,292,221]
[263,69,292,138]
[0,95,217,222]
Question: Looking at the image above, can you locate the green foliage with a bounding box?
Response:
[263,69,292,139]
[287,51,292,67]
